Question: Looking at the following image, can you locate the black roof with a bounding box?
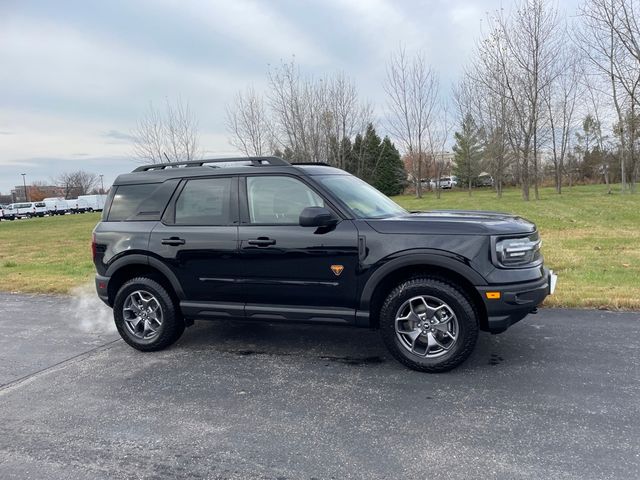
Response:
[114,157,344,185]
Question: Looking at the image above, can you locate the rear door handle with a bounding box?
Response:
[161,237,186,246]
[247,237,276,247]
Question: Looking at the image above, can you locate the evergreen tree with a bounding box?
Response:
[452,113,483,194]
[373,136,406,196]
[350,133,364,176]
[350,123,382,183]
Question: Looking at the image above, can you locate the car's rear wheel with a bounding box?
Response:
[113,277,185,351]
[380,277,479,372]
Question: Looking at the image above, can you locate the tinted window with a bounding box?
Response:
[175,177,233,225]
[107,184,158,221]
[246,176,324,224]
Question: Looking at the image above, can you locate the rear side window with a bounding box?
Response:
[106,181,184,222]
[175,178,233,225]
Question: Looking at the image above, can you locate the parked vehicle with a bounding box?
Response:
[5,202,37,218]
[434,176,457,189]
[477,174,494,187]
[67,198,90,213]
[79,194,107,212]
[426,177,457,190]
[1,204,14,220]
[76,197,91,213]
[93,157,556,372]
[30,202,47,217]
[43,198,69,215]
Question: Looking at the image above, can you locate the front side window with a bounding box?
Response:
[175,177,233,225]
[246,176,324,224]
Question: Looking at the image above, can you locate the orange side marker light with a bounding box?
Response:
[485,292,501,300]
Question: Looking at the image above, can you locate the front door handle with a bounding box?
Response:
[161,237,186,246]
[247,237,276,247]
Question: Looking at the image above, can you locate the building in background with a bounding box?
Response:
[9,185,65,202]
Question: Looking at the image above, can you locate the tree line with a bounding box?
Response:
[132,0,640,200]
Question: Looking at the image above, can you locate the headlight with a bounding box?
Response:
[494,232,542,268]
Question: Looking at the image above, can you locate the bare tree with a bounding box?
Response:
[227,60,371,166]
[426,101,454,200]
[462,18,514,197]
[56,171,99,198]
[477,1,562,200]
[267,60,327,163]
[226,86,272,157]
[132,98,200,164]
[576,0,640,192]
[384,47,439,198]
[544,42,580,194]
[326,73,373,169]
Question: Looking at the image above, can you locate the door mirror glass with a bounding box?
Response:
[299,207,338,228]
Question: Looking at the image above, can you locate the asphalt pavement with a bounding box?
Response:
[0,292,638,479]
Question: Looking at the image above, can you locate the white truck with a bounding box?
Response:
[66,198,91,213]
[43,198,69,216]
[30,202,47,217]
[78,194,107,212]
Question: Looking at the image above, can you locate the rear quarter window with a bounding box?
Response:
[106,180,178,221]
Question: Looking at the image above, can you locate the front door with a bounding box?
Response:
[149,176,242,313]
[238,175,359,324]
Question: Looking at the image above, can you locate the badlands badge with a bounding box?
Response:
[330,264,344,276]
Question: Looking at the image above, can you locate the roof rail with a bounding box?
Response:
[132,156,290,172]
[291,162,332,167]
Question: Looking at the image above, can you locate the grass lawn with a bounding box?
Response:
[0,183,638,309]
[393,183,640,309]
[0,213,100,295]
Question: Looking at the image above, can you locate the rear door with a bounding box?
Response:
[148,176,242,313]
[238,174,359,324]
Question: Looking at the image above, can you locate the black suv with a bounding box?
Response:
[93,157,556,372]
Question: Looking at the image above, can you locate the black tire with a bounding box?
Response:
[380,276,479,373]
[113,276,185,351]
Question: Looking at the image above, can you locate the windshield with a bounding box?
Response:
[317,175,407,219]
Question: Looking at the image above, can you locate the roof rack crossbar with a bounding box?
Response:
[133,156,289,172]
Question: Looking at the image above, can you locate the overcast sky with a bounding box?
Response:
[0,0,581,195]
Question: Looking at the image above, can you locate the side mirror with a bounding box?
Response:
[299,207,339,228]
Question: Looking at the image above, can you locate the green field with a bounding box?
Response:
[0,183,638,309]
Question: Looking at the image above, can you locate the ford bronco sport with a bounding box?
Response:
[93,157,556,372]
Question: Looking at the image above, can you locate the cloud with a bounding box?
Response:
[102,130,137,143]
[325,0,423,57]
[148,0,333,66]
[0,17,255,124]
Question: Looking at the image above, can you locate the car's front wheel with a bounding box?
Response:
[113,277,185,351]
[380,276,479,372]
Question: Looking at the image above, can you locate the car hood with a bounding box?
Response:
[366,210,536,235]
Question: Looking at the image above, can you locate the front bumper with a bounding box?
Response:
[477,268,556,333]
